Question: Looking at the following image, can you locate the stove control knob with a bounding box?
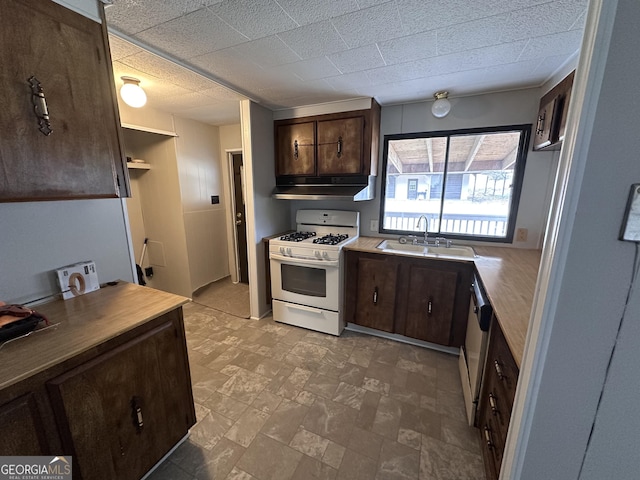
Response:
[287,248,293,256]
[314,250,322,259]
[279,247,286,255]
[322,251,329,259]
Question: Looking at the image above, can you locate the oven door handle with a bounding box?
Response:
[270,253,340,268]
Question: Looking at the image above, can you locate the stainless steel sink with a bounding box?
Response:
[376,240,476,259]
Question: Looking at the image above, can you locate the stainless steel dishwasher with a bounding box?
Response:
[458,272,493,426]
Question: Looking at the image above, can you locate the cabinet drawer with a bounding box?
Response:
[478,405,504,480]
[488,323,519,410]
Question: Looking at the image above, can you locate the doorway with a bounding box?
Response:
[231,152,249,284]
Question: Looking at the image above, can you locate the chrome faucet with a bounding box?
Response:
[416,215,428,243]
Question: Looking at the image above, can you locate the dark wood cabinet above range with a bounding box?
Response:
[0,0,129,201]
[533,71,575,151]
[274,100,381,179]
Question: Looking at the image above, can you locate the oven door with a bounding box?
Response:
[270,253,340,311]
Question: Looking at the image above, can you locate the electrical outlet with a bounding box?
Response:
[370,219,379,231]
[516,228,528,242]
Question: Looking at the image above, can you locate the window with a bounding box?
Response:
[379,125,531,242]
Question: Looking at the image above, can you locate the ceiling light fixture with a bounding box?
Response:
[431,91,451,118]
[120,76,147,108]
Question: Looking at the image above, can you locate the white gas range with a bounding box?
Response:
[269,210,359,336]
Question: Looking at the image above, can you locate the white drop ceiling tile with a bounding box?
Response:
[108,35,143,61]
[530,54,573,78]
[200,85,246,101]
[177,103,241,126]
[377,31,437,65]
[135,9,249,60]
[276,0,360,26]
[327,45,385,74]
[436,16,504,56]
[230,36,301,69]
[277,20,349,59]
[208,0,298,39]
[365,62,425,86]
[499,0,588,43]
[324,72,373,90]
[118,51,219,92]
[105,0,222,35]
[277,57,342,81]
[519,29,584,61]
[191,48,258,81]
[425,41,528,77]
[395,0,552,36]
[477,60,547,88]
[154,91,217,109]
[331,2,404,48]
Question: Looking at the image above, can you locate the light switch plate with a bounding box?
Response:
[620,184,640,241]
[370,219,379,231]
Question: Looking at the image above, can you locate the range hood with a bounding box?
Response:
[272,176,375,201]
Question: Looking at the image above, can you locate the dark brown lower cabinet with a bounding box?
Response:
[477,317,519,480]
[47,316,194,480]
[345,250,472,346]
[0,393,50,455]
[348,253,399,333]
[403,264,458,345]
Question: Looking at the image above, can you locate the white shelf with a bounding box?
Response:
[121,122,178,137]
[127,162,151,170]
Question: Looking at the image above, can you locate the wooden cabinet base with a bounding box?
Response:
[345,250,472,347]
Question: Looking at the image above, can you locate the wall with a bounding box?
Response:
[119,100,230,297]
[240,100,290,319]
[508,0,640,477]
[219,124,243,283]
[123,128,192,298]
[174,116,228,291]
[0,200,135,304]
[289,89,557,249]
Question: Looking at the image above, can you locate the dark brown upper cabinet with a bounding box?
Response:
[533,71,575,151]
[274,99,381,179]
[0,0,129,201]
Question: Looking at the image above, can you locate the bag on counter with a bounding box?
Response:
[0,304,50,343]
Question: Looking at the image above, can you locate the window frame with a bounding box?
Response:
[378,124,532,243]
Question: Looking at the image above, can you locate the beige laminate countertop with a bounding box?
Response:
[345,237,542,367]
[0,282,189,389]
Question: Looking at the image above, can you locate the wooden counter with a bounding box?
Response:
[0,282,194,479]
[345,237,541,367]
[0,281,190,389]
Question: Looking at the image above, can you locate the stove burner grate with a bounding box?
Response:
[313,234,349,245]
[279,231,316,242]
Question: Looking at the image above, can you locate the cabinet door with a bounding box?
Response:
[0,0,124,201]
[317,116,364,175]
[352,255,398,332]
[532,97,557,151]
[276,122,315,176]
[0,393,50,456]
[47,318,195,480]
[404,264,458,345]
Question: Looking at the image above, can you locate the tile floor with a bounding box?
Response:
[147,301,485,480]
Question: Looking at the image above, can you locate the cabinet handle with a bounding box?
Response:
[131,396,144,433]
[337,136,343,158]
[484,425,494,449]
[494,360,504,381]
[294,139,299,159]
[28,76,52,136]
[427,299,433,315]
[536,112,546,135]
[489,392,499,415]
[373,287,378,305]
